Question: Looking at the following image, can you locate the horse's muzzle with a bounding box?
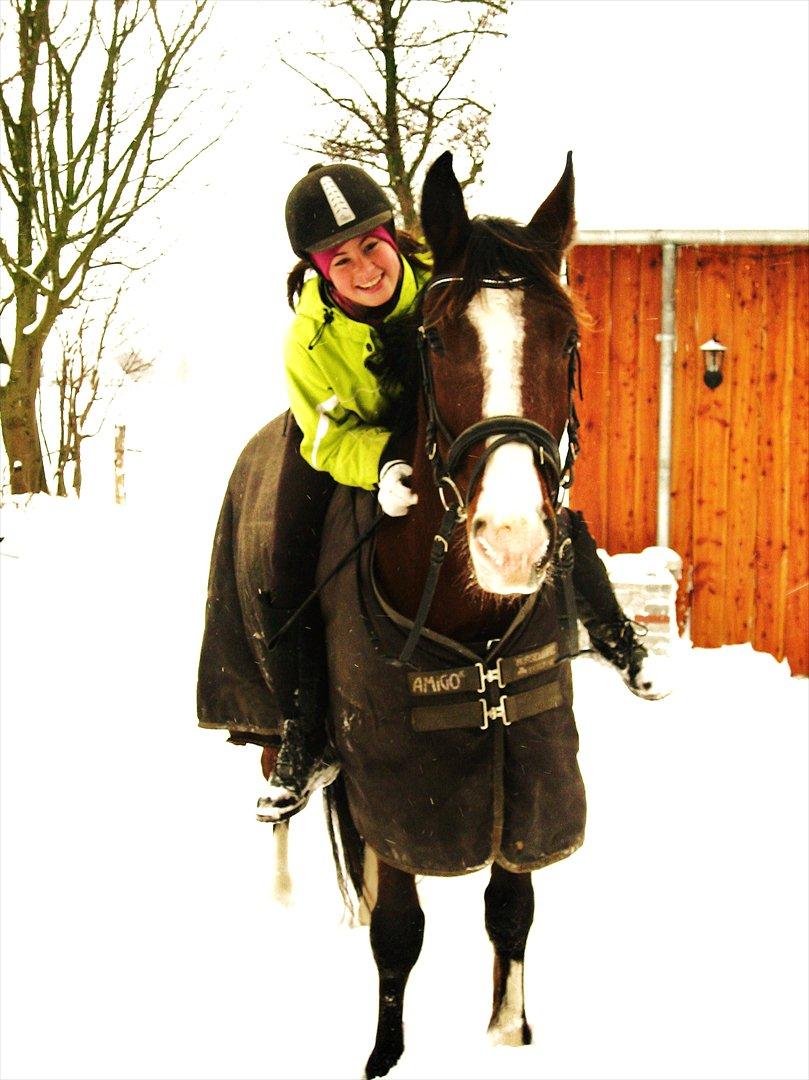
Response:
[469,510,551,594]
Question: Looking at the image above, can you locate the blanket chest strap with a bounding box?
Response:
[412,678,563,733]
[408,641,559,699]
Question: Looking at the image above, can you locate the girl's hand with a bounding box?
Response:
[378,460,418,517]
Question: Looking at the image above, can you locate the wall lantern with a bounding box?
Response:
[700,336,727,390]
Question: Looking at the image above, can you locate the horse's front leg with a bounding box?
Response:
[484,862,535,1046]
[365,859,424,1079]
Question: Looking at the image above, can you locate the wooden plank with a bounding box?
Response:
[724,247,764,643]
[607,246,641,553]
[753,249,793,659]
[634,247,662,550]
[690,247,734,648]
[783,247,809,675]
[567,246,612,544]
[670,246,700,633]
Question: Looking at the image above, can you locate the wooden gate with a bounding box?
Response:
[567,244,808,676]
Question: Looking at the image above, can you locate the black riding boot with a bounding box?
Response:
[256,607,339,823]
[565,510,670,699]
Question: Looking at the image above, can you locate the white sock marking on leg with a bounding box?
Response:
[489,959,526,1045]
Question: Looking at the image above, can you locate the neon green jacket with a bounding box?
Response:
[283,257,431,490]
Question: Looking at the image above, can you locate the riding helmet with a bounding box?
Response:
[285,164,395,258]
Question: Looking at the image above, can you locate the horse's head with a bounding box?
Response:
[419,152,579,596]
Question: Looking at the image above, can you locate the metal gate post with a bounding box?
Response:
[656,241,677,547]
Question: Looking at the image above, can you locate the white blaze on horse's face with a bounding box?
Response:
[466,289,550,595]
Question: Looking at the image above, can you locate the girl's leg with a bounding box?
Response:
[564,509,670,699]
[257,418,339,821]
[268,416,336,607]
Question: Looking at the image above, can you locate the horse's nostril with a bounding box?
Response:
[473,517,486,538]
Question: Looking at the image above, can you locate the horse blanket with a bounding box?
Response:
[197,414,292,746]
[197,415,586,875]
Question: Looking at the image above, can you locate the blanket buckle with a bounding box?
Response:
[476,658,505,694]
[480,695,510,729]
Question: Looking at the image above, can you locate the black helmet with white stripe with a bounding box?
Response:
[285,163,395,258]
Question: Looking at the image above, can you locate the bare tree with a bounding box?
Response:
[54,313,98,498]
[0,0,214,495]
[282,0,511,230]
[52,287,152,498]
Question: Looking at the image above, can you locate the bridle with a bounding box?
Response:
[398,273,583,664]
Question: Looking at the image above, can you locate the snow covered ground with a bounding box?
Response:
[1,495,807,1080]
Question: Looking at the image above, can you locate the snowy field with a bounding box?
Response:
[1,494,807,1080]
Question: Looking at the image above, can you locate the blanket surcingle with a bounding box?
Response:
[318,486,587,877]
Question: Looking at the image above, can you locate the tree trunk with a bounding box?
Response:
[114,424,126,505]
[55,448,68,496]
[2,1,50,495]
[73,437,83,498]
[393,181,417,232]
[379,1,417,232]
[0,337,49,494]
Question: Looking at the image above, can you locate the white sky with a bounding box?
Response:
[483,0,809,230]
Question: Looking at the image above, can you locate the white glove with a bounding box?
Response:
[378,459,418,517]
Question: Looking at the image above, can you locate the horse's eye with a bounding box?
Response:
[424,327,445,354]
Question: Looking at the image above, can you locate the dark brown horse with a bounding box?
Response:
[315,152,586,1077]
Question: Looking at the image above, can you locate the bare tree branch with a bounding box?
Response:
[302,50,386,125]
[279,0,512,231]
[280,58,385,140]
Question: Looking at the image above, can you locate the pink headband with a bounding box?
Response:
[310,225,398,280]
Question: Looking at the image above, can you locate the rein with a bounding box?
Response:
[397,274,583,665]
[264,509,385,653]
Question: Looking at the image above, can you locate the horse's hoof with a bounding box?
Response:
[364,1041,403,1078]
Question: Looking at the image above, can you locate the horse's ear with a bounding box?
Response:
[420,152,471,267]
[528,152,576,273]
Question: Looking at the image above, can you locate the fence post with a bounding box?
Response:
[114,424,126,505]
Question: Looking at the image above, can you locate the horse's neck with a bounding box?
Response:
[373,416,521,645]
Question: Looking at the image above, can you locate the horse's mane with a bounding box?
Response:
[366,306,422,436]
[428,216,577,323]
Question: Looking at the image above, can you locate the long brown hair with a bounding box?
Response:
[285,230,431,310]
